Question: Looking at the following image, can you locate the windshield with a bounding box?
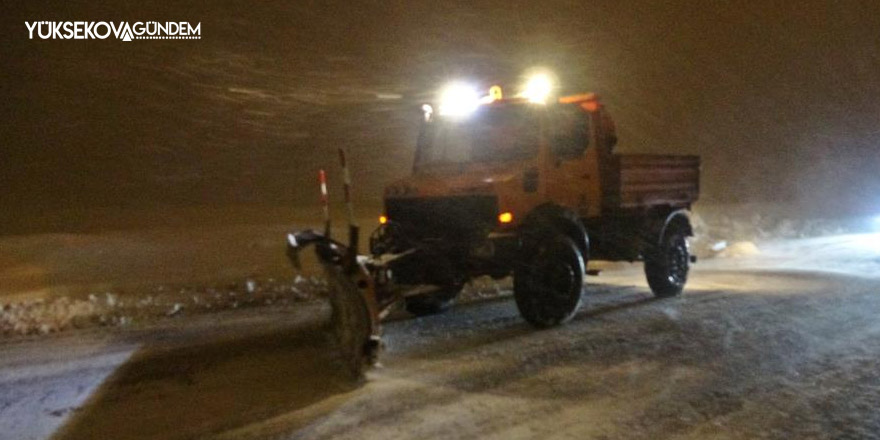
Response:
[415,105,540,169]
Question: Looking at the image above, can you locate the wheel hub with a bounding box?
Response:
[666,236,689,285]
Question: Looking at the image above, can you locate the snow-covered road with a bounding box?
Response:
[1,234,879,440]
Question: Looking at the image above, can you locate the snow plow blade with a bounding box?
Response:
[286,229,381,379]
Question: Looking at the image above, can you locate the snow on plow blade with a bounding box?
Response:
[325,263,376,377]
[286,230,380,379]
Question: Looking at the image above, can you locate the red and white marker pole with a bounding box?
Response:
[338,148,357,228]
[318,169,331,236]
[338,148,359,261]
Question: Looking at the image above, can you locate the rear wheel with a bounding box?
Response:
[405,287,459,317]
[644,220,691,297]
[514,235,585,328]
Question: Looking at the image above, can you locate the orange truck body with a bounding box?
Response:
[374,92,699,286]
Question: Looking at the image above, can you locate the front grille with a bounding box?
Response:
[385,196,498,242]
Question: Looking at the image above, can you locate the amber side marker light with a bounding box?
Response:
[379,215,388,225]
[498,212,514,224]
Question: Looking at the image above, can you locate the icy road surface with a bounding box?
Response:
[1,235,879,440]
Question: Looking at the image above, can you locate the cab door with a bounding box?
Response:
[544,105,598,218]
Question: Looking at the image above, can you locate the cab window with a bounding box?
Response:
[549,106,589,159]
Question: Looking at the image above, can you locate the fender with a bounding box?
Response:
[521,203,590,260]
[658,209,694,245]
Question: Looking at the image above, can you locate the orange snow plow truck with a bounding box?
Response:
[287,75,700,376]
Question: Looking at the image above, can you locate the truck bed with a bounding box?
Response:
[604,154,700,210]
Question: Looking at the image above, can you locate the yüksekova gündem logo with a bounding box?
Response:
[25,21,201,41]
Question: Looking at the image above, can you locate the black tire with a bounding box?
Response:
[514,235,585,328]
[405,287,459,317]
[644,220,691,298]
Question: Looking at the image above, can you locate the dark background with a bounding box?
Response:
[3,1,880,231]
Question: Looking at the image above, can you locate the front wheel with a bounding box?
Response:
[514,236,585,328]
[644,221,691,298]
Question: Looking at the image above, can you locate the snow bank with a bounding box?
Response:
[715,241,761,258]
[0,276,323,336]
[690,203,866,259]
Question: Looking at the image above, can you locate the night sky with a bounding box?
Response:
[3,1,880,226]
